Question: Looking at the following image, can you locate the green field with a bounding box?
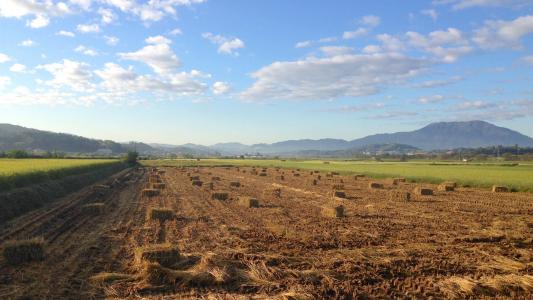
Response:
[0,159,121,191]
[143,159,533,192]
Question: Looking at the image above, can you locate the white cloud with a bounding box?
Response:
[202,33,245,55]
[70,0,92,11]
[0,76,11,90]
[170,27,183,35]
[418,94,444,104]
[295,40,312,48]
[19,39,36,47]
[104,35,119,46]
[376,34,405,52]
[0,53,10,63]
[119,36,181,74]
[9,63,27,73]
[27,14,49,28]
[319,46,353,56]
[37,59,93,92]
[521,55,533,64]
[362,45,382,54]
[77,23,100,33]
[412,76,464,88]
[98,8,116,24]
[75,45,99,56]
[343,28,367,39]
[241,53,429,101]
[360,15,380,27]
[57,30,75,37]
[0,0,70,19]
[455,100,494,110]
[406,28,472,62]
[421,9,438,21]
[212,81,231,95]
[473,15,533,49]
[103,0,206,22]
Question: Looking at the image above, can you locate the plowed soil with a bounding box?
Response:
[1,166,532,299]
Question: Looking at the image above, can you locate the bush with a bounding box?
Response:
[125,151,139,164]
[7,150,30,159]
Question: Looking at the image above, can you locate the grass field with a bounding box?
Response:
[143,158,533,192]
[0,159,121,191]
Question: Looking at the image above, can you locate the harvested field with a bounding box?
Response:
[0,166,532,298]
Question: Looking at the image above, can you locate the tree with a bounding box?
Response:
[7,150,29,158]
[125,151,139,164]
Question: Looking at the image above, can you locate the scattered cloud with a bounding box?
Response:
[473,15,533,49]
[75,45,99,56]
[406,28,472,62]
[343,28,368,40]
[0,53,10,63]
[421,9,438,21]
[319,46,353,56]
[77,23,100,33]
[170,27,183,35]
[521,55,533,64]
[212,81,231,95]
[9,63,28,73]
[19,39,36,47]
[57,30,75,37]
[27,14,50,28]
[412,76,464,88]
[104,35,119,46]
[98,7,116,24]
[360,15,381,27]
[119,35,181,74]
[202,33,245,55]
[325,103,385,113]
[418,94,445,104]
[454,100,495,110]
[0,76,11,89]
[295,40,312,48]
[37,59,94,92]
[241,53,430,101]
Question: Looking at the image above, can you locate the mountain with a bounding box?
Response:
[347,121,533,150]
[295,143,420,157]
[0,123,128,154]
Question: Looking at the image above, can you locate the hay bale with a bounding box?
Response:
[293,173,300,177]
[230,181,241,187]
[142,189,160,197]
[389,178,400,185]
[192,180,203,187]
[395,177,406,183]
[82,203,105,215]
[211,176,221,181]
[389,191,411,201]
[212,192,229,200]
[322,205,344,218]
[238,196,259,208]
[312,179,317,186]
[354,174,365,180]
[149,207,175,222]
[492,185,508,193]
[442,181,457,188]
[259,172,267,177]
[368,182,383,189]
[189,175,200,181]
[414,186,433,196]
[317,175,321,180]
[92,184,111,190]
[136,244,180,268]
[332,190,346,199]
[438,184,455,192]
[2,238,44,265]
[152,183,166,189]
[280,175,285,181]
[332,184,345,190]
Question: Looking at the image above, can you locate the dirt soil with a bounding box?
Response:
[0,166,532,299]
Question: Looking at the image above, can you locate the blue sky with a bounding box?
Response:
[0,0,532,145]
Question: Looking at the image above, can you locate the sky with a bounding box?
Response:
[0,0,533,145]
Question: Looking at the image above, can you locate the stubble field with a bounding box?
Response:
[0,165,532,299]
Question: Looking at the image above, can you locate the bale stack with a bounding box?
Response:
[142,189,160,197]
[322,205,344,218]
[414,186,433,196]
[238,196,260,208]
[149,207,175,222]
[2,238,45,265]
[212,192,229,200]
[368,182,384,189]
[492,185,509,193]
[389,191,411,201]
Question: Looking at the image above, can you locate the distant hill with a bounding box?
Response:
[1,120,532,156]
[347,121,533,150]
[0,123,127,154]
